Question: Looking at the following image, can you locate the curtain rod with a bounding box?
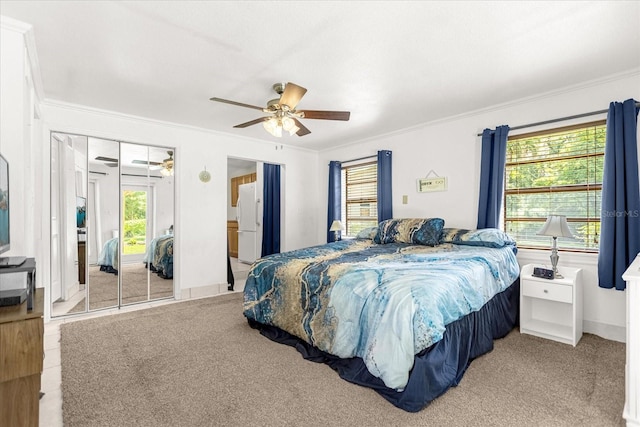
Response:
[476,101,640,137]
[339,154,377,164]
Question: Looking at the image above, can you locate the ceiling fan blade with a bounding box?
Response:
[132,159,162,166]
[279,83,307,110]
[210,97,264,111]
[292,118,311,136]
[299,110,350,121]
[233,117,270,128]
[95,156,118,163]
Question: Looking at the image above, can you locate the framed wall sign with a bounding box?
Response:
[417,174,447,193]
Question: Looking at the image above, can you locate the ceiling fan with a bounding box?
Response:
[210,82,350,137]
[132,151,174,176]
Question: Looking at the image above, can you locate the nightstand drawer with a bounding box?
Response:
[521,280,572,303]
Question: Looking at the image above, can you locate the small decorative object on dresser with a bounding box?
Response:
[520,263,583,346]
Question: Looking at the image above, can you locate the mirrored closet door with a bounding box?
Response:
[50,132,175,317]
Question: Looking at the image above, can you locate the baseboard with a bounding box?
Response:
[583,320,626,343]
[179,283,229,300]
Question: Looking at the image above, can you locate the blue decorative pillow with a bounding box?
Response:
[374,218,445,246]
[441,228,515,248]
[355,226,378,240]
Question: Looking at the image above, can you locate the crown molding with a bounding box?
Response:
[0,15,31,32]
[1,15,45,103]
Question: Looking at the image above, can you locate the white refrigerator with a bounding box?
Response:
[237,182,258,264]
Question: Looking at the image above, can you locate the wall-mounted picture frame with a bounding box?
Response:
[417,177,448,193]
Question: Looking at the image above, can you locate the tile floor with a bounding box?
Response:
[39,258,251,427]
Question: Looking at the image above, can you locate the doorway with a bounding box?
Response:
[227,158,258,292]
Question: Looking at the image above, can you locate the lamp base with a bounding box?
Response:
[549,237,562,279]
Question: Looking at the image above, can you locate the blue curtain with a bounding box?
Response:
[261,163,281,257]
[377,150,393,222]
[327,161,341,243]
[477,125,510,229]
[598,99,640,291]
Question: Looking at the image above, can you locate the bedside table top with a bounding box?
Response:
[521,263,581,284]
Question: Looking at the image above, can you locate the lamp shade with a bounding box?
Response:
[537,215,574,238]
[329,220,344,232]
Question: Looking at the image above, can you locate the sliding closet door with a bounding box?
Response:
[119,143,174,305]
[86,137,120,311]
[52,135,174,316]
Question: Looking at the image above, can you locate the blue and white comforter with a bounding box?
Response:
[97,237,119,268]
[243,239,519,391]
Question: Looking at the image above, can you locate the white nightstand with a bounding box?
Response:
[520,264,583,346]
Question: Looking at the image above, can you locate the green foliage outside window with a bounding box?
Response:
[123,190,147,254]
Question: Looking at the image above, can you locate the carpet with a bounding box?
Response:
[60,293,626,426]
[68,264,173,313]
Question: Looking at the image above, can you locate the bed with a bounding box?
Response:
[243,218,520,412]
[143,234,174,279]
[97,234,173,279]
[97,237,119,274]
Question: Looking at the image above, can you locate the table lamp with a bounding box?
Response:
[537,215,573,279]
[330,220,344,242]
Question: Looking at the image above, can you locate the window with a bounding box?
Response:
[341,161,378,237]
[504,120,606,251]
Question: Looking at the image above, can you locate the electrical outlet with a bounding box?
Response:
[402,195,408,204]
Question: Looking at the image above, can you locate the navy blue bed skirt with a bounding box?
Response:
[247,277,520,412]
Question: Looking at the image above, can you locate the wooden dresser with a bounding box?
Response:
[0,291,44,427]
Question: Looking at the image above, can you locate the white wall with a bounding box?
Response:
[318,71,640,341]
[0,18,43,292]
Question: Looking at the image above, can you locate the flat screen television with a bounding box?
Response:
[0,153,26,267]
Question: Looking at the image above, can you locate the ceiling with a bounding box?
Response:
[2,1,639,151]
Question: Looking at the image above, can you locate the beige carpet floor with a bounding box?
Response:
[68,264,173,313]
[60,293,626,427]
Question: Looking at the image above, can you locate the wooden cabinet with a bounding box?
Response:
[78,241,86,284]
[227,220,239,258]
[230,173,256,207]
[0,291,44,427]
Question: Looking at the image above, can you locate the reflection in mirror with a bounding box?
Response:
[86,137,120,311]
[120,143,174,305]
[51,132,91,316]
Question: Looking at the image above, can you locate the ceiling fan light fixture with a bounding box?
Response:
[263,117,282,137]
[281,116,299,136]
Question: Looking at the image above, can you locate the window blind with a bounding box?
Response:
[341,161,378,237]
[504,120,606,251]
